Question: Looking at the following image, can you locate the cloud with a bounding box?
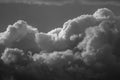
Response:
[0,8,117,54]
[0,0,119,6]
[0,20,40,53]
[1,8,120,80]
[35,8,116,52]
[32,50,75,67]
[77,8,120,66]
[0,0,74,6]
[0,0,120,6]
[1,48,30,65]
[79,0,120,6]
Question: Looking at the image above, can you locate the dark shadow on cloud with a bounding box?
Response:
[79,0,120,6]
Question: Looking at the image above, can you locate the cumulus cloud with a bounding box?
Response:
[77,8,120,66]
[0,0,74,6]
[0,8,118,53]
[1,8,120,80]
[79,0,120,6]
[1,48,31,65]
[33,50,75,67]
[35,29,70,52]
[35,8,117,52]
[0,20,40,53]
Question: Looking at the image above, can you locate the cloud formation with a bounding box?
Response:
[35,8,117,52]
[0,20,40,53]
[0,0,74,5]
[79,0,120,6]
[0,8,120,80]
[1,48,30,65]
[0,0,119,6]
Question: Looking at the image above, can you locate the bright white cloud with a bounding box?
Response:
[0,20,40,52]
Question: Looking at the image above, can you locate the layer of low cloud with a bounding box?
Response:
[80,0,120,6]
[0,0,120,6]
[0,0,74,5]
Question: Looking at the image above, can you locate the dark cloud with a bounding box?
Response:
[79,0,120,6]
[0,0,74,6]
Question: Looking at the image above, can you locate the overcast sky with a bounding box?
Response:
[0,0,120,32]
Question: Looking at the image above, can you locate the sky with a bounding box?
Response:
[0,1,120,80]
[0,0,120,32]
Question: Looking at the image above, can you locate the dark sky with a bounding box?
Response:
[0,3,120,32]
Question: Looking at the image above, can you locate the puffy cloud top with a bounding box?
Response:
[0,20,38,45]
[35,8,117,52]
[93,8,115,19]
[0,20,39,52]
[0,8,118,53]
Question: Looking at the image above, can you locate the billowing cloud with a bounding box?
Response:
[33,8,120,68]
[35,8,116,52]
[77,8,120,66]
[1,8,120,80]
[0,0,74,6]
[0,20,40,53]
[1,48,30,65]
[79,0,120,6]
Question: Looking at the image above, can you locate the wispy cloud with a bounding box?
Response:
[0,0,74,6]
[0,0,119,6]
[79,0,120,6]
